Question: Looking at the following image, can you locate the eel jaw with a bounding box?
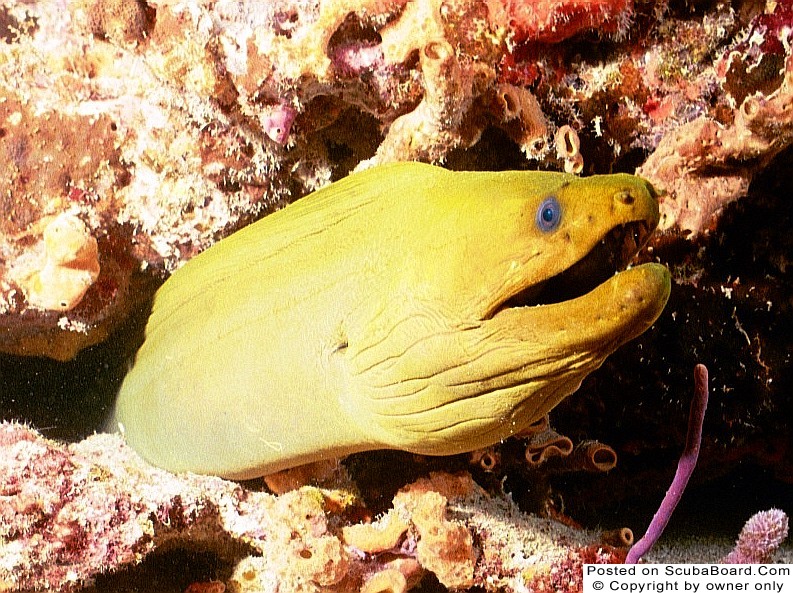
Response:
[346,220,669,457]
[498,219,656,311]
[484,216,671,361]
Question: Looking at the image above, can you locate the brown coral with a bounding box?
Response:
[638,48,793,236]
[72,0,152,46]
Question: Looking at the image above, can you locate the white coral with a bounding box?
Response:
[14,213,100,312]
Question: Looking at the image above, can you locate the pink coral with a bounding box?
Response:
[0,424,618,593]
[0,421,346,592]
[526,546,627,592]
[723,509,790,564]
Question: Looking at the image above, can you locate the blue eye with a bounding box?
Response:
[536,197,561,232]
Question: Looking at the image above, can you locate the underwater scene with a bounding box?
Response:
[1,0,792,592]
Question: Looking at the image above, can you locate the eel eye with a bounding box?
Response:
[536,197,562,232]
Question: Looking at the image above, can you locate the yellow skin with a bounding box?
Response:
[112,162,671,479]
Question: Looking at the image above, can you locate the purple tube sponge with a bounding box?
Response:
[724,509,789,564]
[625,364,710,564]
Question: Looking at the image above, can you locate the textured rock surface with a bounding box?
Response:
[1,0,791,359]
[2,423,788,593]
[0,423,601,593]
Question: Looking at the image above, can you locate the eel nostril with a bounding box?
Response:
[615,190,635,206]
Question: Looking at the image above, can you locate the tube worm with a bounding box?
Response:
[421,40,461,108]
[542,440,618,473]
[524,426,574,468]
[493,84,548,157]
[368,40,470,164]
[469,447,501,473]
[601,527,635,548]
[516,414,550,438]
[555,124,584,174]
[565,440,618,473]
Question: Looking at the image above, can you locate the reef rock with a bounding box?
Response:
[0,0,555,359]
[0,422,614,593]
[2,0,791,358]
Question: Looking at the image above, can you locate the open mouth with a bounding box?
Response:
[500,220,654,309]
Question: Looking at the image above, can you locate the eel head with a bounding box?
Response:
[342,169,671,456]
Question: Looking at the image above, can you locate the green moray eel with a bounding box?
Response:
[111,162,670,479]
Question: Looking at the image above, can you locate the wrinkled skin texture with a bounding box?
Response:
[112,163,670,479]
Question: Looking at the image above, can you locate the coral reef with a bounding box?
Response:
[0,422,611,593]
[0,0,556,358]
[0,0,721,359]
[2,0,793,589]
[639,50,793,235]
[4,420,783,593]
[1,0,790,360]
